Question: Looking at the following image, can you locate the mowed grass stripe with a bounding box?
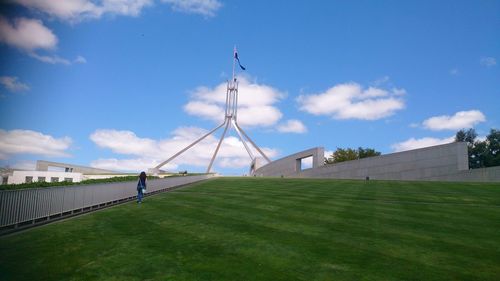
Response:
[146,177,500,280]
[172,180,500,240]
[179,178,500,206]
[1,178,499,280]
[167,185,500,272]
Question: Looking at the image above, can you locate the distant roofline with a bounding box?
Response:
[36,160,118,174]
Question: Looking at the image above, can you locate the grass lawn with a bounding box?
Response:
[1,178,500,280]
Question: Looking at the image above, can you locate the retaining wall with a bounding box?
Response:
[254,142,499,182]
[424,165,500,182]
[300,142,469,180]
[253,147,325,177]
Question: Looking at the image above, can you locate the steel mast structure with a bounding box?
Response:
[150,47,271,174]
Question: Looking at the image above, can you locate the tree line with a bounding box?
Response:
[455,128,500,169]
[325,147,381,164]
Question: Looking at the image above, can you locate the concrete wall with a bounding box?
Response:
[253,147,324,177]
[254,142,498,182]
[424,165,500,182]
[300,142,469,181]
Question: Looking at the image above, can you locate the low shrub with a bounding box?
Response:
[0,175,159,191]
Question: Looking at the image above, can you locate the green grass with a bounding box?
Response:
[1,178,500,280]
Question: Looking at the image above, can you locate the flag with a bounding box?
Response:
[234,49,246,70]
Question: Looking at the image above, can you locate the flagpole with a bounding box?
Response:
[232,45,236,82]
[150,46,270,175]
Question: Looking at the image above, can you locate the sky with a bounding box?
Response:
[0,0,499,175]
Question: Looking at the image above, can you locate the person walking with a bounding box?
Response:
[137,171,147,203]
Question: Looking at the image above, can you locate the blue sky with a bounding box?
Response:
[0,0,499,175]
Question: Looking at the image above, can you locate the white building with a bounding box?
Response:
[1,160,126,185]
[7,170,83,184]
[0,160,174,185]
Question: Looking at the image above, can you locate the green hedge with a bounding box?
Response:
[0,175,159,191]
[1,172,211,191]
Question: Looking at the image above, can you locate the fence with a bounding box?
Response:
[0,174,214,234]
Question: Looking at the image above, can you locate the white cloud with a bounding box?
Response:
[184,101,224,122]
[89,128,278,172]
[391,136,455,152]
[11,0,154,22]
[90,157,174,172]
[74,55,87,63]
[91,129,158,156]
[324,150,334,158]
[0,16,57,51]
[4,1,220,65]
[29,52,71,65]
[297,82,405,120]
[422,110,486,131]
[300,156,313,169]
[372,75,390,86]
[0,129,72,158]
[216,157,252,169]
[480,57,496,67]
[161,0,222,17]
[0,16,79,65]
[237,106,283,127]
[9,160,36,170]
[277,119,307,134]
[29,53,87,65]
[0,76,30,92]
[12,0,221,21]
[477,135,487,142]
[184,76,285,127]
[100,0,154,17]
[11,0,100,21]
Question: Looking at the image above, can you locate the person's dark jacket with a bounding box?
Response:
[137,178,146,190]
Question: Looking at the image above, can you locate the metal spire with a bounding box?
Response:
[150,47,270,175]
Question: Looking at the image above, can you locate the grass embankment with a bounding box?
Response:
[1,178,499,280]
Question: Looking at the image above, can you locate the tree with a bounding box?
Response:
[330,148,358,163]
[455,128,500,168]
[455,128,477,147]
[469,140,487,169]
[325,147,381,164]
[456,128,479,168]
[484,129,500,167]
[358,147,381,158]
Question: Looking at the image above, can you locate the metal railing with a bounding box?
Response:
[0,175,214,233]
